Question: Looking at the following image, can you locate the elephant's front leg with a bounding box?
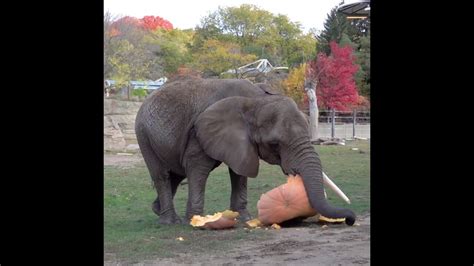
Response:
[185,166,211,222]
[183,133,221,222]
[229,168,252,222]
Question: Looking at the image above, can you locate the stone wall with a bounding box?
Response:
[104,99,142,152]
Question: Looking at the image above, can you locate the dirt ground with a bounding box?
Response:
[104,153,370,265]
[135,214,370,266]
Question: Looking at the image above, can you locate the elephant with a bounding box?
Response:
[135,76,356,225]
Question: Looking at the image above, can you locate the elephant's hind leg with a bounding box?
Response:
[151,173,186,216]
[138,136,183,224]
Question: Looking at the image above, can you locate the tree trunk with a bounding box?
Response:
[305,78,318,141]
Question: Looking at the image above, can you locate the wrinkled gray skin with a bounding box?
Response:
[135,76,356,226]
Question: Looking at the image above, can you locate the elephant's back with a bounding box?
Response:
[135,77,266,170]
[141,77,264,122]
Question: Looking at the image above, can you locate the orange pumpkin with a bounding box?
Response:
[257,174,317,225]
[190,210,239,229]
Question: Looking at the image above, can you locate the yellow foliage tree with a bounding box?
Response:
[283,63,307,107]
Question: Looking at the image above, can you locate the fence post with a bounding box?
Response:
[331,109,335,139]
[352,110,357,139]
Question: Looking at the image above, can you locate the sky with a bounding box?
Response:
[104,0,343,33]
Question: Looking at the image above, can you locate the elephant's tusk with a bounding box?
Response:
[322,172,351,204]
[324,188,328,199]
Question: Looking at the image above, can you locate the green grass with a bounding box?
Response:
[104,140,370,262]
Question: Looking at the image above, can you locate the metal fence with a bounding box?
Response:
[303,109,371,139]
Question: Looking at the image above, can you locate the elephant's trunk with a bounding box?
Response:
[287,141,356,226]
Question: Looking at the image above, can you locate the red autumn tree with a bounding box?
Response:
[113,16,142,27]
[109,15,173,36]
[140,16,173,31]
[308,41,359,111]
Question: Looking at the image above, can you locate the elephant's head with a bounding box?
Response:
[194,94,356,225]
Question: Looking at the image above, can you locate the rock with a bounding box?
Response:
[126,144,140,152]
[321,140,345,145]
[311,138,330,145]
[104,99,142,115]
[104,116,113,128]
[122,129,137,140]
[123,134,137,140]
[104,135,126,152]
[122,129,136,134]
[104,101,141,151]
[108,115,137,129]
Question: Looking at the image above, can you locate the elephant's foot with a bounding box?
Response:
[157,212,183,225]
[233,208,252,222]
[151,199,161,216]
[185,210,204,223]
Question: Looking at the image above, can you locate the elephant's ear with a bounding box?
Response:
[194,97,259,177]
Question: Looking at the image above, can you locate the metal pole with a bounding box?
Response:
[331,109,335,139]
[353,110,357,139]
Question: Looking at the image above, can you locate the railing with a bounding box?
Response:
[318,110,370,124]
[301,109,370,139]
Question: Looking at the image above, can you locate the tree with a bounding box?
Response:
[316,6,371,99]
[148,28,194,75]
[316,6,350,55]
[310,41,359,111]
[283,63,307,108]
[192,39,257,77]
[104,15,165,82]
[354,35,370,98]
[140,15,173,31]
[193,5,316,68]
[110,15,173,34]
[220,4,274,46]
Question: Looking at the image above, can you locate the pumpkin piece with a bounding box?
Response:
[318,215,345,223]
[245,218,263,228]
[271,223,281,230]
[257,174,317,225]
[190,210,239,229]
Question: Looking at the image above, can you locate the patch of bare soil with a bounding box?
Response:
[123,214,370,266]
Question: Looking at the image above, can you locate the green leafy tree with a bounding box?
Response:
[104,15,164,82]
[148,28,194,75]
[354,35,370,98]
[193,39,257,77]
[316,6,350,55]
[220,4,274,46]
[193,5,316,68]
